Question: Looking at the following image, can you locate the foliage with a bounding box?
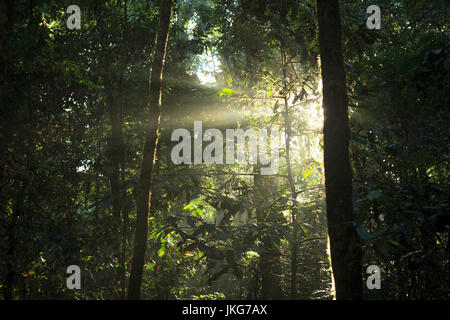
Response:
[0,0,448,300]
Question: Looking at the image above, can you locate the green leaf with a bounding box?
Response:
[357,227,373,242]
[218,88,236,97]
[157,246,166,257]
[271,233,280,250]
[375,238,389,257]
[367,190,382,200]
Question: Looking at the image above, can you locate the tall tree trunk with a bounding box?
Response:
[128,0,174,300]
[108,93,125,297]
[102,1,127,295]
[316,0,362,300]
[254,170,283,299]
[0,0,13,86]
[108,95,123,227]
[4,192,23,300]
[280,39,298,299]
[278,0,299,300]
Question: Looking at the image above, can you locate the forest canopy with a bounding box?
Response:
[0,0,449,300]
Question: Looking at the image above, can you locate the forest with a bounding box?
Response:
[0,0,449,300]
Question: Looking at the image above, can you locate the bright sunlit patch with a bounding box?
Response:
[184,13,221,86]
[195,48,221,86]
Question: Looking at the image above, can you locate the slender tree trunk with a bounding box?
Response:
[108,95,123,225]
[96,2,122,238]
[254,170,283,299]
[0,0,13,86]
[280,37,298,299]
[128,0,174,300]
[316,0,362,299]
[119,1,130,300]
[104,11,126,295]
[4,194,22,300]
[108,93,125,297]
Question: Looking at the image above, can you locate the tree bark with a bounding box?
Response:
[316,0,362,299]
[127,0,174,300]
[108,93,125,297]
[4,193,22,300]
[254,170,283,300]
[281,41,298,300]
[278,0,299,300]
[108,95,124,226]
